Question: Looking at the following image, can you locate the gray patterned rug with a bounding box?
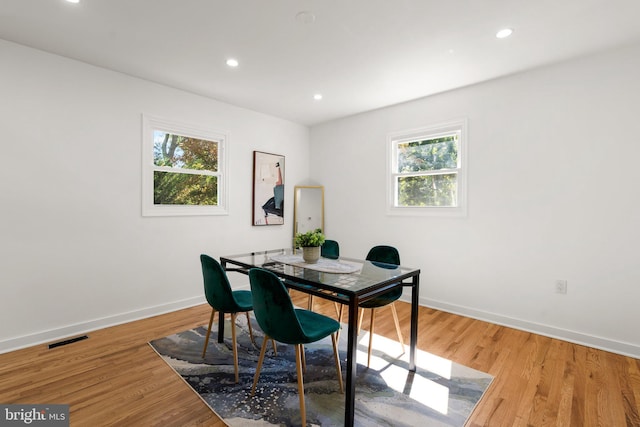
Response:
[149,316,492,426]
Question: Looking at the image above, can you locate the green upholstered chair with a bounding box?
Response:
[302,239,341,311]
[358,245,405,367]
[249,268,343,427]
[321,239,340,259]
[200,254,255,383]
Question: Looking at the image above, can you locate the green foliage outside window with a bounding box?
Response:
[152,132,219,206]
[153,172,218,205]
[398,174,457,207]
[396,135,459,207]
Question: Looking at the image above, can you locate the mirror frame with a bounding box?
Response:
[293,185,325,241]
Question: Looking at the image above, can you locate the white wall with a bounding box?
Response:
[311,43,640,357]
[0,40,309,352]
[3,38,639,358]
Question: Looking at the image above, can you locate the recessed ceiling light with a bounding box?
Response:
[313,94,323,101]
[65,0,80,3]
[226,58,239,68]
[295,11,316,24]
[496,28,513,39]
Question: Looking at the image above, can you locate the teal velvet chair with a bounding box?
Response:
[321,239,340,259]
[359,245,405,367]
[249,268,343,427]
[303,239,341,311]
[200,254,255,383]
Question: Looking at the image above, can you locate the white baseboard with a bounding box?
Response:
[413,296,640,359]
[6,293,638,359]
[0,296,206,354]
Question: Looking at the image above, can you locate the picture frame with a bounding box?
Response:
[252,151,285,226]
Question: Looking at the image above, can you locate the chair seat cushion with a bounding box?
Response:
[294,309,340,344]
[231,289,254,312]
[359,286,403,309]
[283,279,317,290]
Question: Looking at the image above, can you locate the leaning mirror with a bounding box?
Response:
[293,186,324,239]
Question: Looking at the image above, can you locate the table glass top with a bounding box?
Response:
[221,248,419,296]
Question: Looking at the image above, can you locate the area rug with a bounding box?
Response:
[149,316,493,426]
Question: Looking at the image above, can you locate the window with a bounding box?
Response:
[142,115,228,216]
[387,118,467,217]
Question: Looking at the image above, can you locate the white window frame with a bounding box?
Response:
[142,114,228,217]
[387,118,467,217]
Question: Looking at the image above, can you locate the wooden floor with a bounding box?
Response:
[1,292,639,426]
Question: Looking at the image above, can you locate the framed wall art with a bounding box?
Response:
[252,151,285,226]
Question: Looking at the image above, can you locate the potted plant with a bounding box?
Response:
[294,228,325,264]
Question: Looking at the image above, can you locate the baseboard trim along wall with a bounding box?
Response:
[417,296,640,359]
[0,296,206,354]
[4,293,638,359]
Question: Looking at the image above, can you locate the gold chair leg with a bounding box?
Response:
[295,344,307,427]
[231,313,239,383]
[308,295,314,311]
[251,336,270,396]
[331,333,344,393]
[334,301,341,318]
[245,311,256,346]
[301,345,306,373]
[367,309,376,367]
[358,307,364,335]
[202,308,216,358]
[271,339,278,356]
[390,302,405,353]
[336,304,344,341]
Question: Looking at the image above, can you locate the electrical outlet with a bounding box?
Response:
[555,279,568,294]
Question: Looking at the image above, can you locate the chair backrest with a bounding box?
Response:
[321,239,340,260]
[365,246,403,301]
[366,245,401,266]
[200,254,239,312]
[248,268,306,344]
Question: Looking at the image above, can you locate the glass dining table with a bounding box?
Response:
[220,248,421,427]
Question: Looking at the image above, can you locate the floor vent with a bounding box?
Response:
[48,335,89,349]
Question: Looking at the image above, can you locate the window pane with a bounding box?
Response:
[398,174,457,207]
[154,171,218,205]
[397,135,458,173]
[153,131,218,172]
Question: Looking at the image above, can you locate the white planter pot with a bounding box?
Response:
[302,246,321,264]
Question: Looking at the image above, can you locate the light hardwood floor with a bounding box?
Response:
[1,292,638,426]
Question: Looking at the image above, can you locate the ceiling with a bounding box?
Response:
[2,1,640,126]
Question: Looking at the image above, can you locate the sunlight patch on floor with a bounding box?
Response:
[358,331,453,414]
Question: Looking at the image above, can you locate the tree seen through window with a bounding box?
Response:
[153,131,219,206]
[395,134,459,207]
